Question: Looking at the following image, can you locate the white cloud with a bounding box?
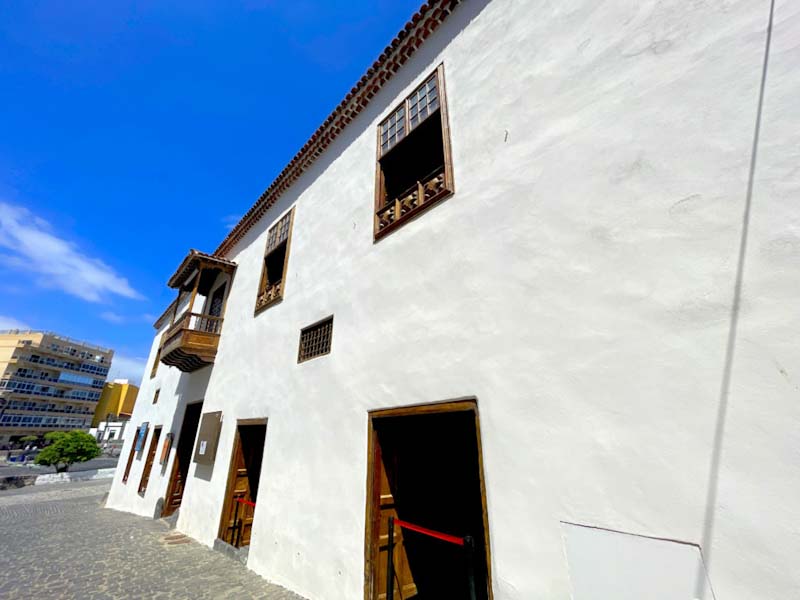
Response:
[0,315,31,330]
[0,201,144,303]
[107,353,147,387]
[100,311,125,324]
[221,214,241,231]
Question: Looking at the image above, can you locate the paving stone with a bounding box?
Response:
[0,480,307,600]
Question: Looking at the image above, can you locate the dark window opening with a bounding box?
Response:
[264,243,287,288]
[375,66,453,239]
[380,112,445,205]
[255,209,294,313]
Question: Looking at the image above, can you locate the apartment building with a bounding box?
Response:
[0,330,112,442]
[106,1,800,599]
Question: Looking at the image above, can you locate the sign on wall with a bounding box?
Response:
[193,411,222,465]
[134,422,149,453]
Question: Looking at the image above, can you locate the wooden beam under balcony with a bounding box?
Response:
[160,312,223,373]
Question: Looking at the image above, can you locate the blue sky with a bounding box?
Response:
[0,0,422,383]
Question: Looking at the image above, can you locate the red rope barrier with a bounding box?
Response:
[394,519,464,546]
[235,498,256,507]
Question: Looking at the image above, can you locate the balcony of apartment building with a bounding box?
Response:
[8,368,105,390]
[159,250,236,373]
[0,414,91,431]
[8,334,112,363]
[1,399,94,418]
[10,354,110,379]
[0,379,102,403]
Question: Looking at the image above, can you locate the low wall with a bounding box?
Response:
[34,468,116,485]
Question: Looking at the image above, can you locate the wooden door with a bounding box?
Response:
[366,401,493,600]
[375,434,417,599]
[209,283,226,317]
[164,448,186,516]
[138,427,161,495]
[162,403,202,517]
[219,423,266,548]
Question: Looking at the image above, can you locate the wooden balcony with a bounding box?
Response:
[160,312,223,373]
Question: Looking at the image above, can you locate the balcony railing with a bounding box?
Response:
[160,312,223,373]
[376,166,448,234]
[0,380,100,402]
[19,355,109,377]
[9,371,104,390]
[255,281,282,312]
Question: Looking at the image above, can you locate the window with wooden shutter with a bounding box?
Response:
[375,64,454,239]
[255,208,295,313]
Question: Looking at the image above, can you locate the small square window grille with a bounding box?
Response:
[298,316,334,363]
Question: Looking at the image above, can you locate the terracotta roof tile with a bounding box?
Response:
[167,249,237,289]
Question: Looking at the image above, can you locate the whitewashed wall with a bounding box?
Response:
[107,1,800,599]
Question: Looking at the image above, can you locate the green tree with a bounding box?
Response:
[19,435,38,443]
[35,431,101,473]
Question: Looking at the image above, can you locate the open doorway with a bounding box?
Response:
[218,420,267,548]
[162,401,203,518]
[365,400,492,600]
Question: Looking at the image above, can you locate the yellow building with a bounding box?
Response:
[92,379,138,427]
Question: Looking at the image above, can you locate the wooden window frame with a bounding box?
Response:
[254,207,296,315]
[373,64,455,241]
[362,398,493,600]
[297,315,334,363]
[150,346,160,379]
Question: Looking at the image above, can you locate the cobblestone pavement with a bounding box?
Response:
[0,480,307,600]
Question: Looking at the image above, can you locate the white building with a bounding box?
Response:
[105,1,800,598]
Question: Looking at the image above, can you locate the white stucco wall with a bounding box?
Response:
[107,1,800,599]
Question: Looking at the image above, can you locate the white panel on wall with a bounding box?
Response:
[562,522,714,600]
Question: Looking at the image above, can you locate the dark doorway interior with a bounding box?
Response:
[219,422,267,548]
[373,409,490,600]
[162,401,203,517]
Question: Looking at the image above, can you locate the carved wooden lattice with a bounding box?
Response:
[298,317,333,363]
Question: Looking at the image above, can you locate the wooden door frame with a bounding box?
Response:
[162,401,203,517]
[362,397,493,600]
[217,417,268,541]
